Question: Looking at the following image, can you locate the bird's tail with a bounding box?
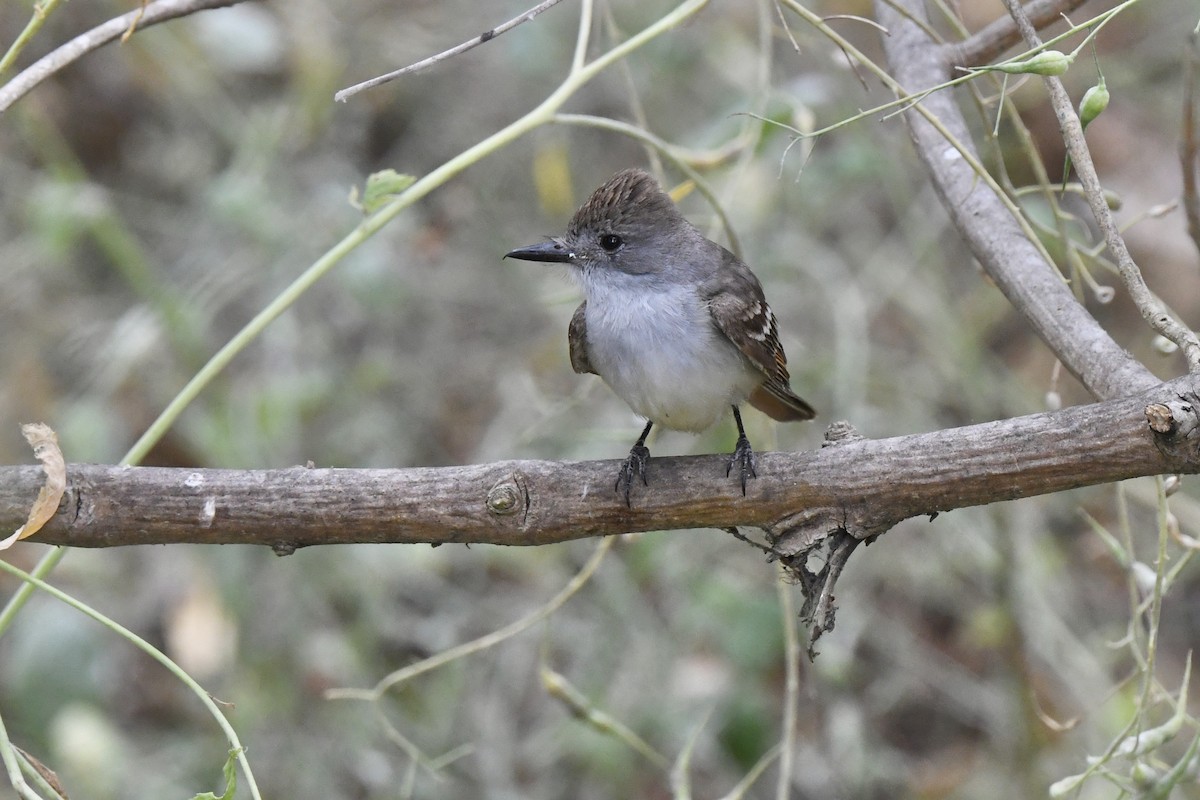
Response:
[749,381,816,422]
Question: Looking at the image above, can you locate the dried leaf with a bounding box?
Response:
[1,423,66,549]
[14,745,69,799]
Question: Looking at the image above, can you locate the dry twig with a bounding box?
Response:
[335,0,569,102]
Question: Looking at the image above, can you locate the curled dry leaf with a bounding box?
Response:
[1,423,67,550]
[13,745,68,799]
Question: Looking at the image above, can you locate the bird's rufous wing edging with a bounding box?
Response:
[705,259,816,422]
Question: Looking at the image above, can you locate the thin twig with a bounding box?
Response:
[772,0,803,54]
[334,0,569,102]
[1001,0,1200,371]
[0,0,242,116]
[822,14,889,35]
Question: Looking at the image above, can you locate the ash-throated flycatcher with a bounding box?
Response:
[505,169,815,506]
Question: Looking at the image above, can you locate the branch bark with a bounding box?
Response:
[3,377,1198,551]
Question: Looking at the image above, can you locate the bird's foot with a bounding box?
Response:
[616,443,651,508]
[726,435,757,495]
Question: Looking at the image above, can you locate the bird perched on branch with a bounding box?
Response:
[505,169,815,506]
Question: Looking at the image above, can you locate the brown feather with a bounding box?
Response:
[567,301,595,375]
[704,250,816,421]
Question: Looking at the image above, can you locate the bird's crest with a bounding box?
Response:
[567,169,680,237]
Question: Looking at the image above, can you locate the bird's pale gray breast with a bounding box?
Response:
[576,274,760,432]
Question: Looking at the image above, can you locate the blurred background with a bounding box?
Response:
[2,0,1199,797]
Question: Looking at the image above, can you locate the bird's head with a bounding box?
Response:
[504,169,694,280]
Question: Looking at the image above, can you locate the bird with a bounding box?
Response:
[504,169,815,506]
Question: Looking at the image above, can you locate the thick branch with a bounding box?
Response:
[878,0,1158,401]
[3,378,1198,550]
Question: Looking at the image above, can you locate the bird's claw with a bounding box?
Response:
[616,443,651,508]
[726,435,757,495]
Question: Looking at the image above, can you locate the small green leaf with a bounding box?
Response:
[189,748,241,800]
[349,169,416,214]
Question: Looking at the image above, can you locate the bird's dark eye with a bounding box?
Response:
[599,233,623,252]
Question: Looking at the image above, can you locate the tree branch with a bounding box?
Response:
[0,0,244,116]
[3,377,1198,551]
[878,0,1158,401]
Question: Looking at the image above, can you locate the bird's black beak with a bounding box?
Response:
[504,240,573,263]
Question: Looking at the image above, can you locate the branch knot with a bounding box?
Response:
[487,473,530,521]
[822,420,864,447]
[1145,395,1200,466]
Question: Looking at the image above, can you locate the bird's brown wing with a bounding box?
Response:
[705,253,816,422]
[568,301,596,375]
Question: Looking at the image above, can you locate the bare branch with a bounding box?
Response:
[1000,0,1200,372]
[334,0,569,102]
[0,0,245,116]
[3,377,1198,551]
[878,0,1157,400]
[952,0,1090,67]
